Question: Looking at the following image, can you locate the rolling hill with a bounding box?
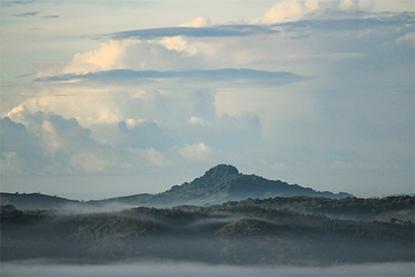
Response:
[90,164,352,207]
[1,164,352,209]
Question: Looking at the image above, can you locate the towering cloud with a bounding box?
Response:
[1,0,413,197]
[261,0,372,24]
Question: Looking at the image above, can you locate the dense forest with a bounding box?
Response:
[1,195,414,265]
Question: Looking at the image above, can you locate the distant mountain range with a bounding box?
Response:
[0,164,352,210]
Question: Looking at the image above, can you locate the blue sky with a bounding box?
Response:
[1,0,414,199]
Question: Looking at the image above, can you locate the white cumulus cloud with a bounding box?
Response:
[159,36,198,56]
[144,148,171,167]
[187,116,209,126]
[125,118,147,129]
[396,32,415,48]
[180,16,211,28]
[262,0,320,24]
[178,142,212,161]
[261,0,372,24]
[63,40,137,74]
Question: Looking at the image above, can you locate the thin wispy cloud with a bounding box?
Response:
[12,11,60,19]
[108,24,276,40]
[41,15,59,19]
[1,0,34,7]
[13,11,38,17]
[36,68,305,85]
[276,13,415,30]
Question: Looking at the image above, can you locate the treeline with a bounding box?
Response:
[1,199,414,265]
[219,195,415,222]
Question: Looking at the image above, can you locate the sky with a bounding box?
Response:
[0,0,414,200]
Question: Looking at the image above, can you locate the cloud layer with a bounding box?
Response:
[36,68,305,85]
[1,1,414,198]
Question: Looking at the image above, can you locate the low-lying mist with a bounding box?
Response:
[2,203,414,265]
[1,261,414,277]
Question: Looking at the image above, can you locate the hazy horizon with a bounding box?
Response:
[2,168,413,201]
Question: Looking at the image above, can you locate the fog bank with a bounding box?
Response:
[1,261,414,277]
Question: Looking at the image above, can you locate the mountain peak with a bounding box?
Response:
[204,164,239,178]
